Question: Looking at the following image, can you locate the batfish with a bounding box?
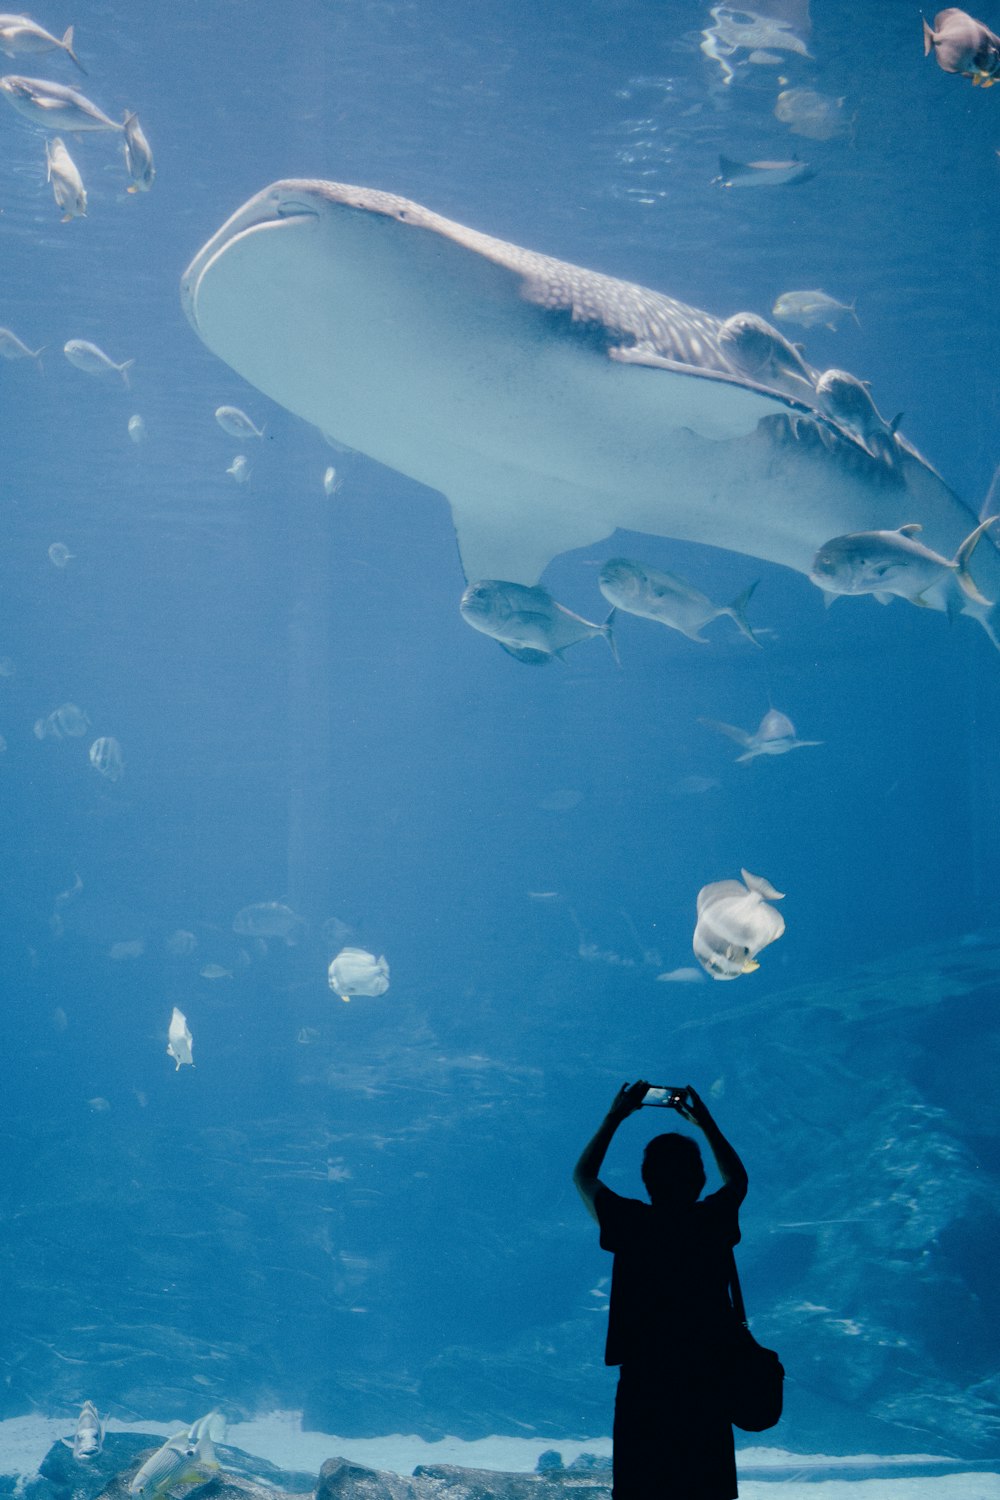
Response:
[179,181,1000,648]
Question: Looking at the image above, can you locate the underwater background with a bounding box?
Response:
[1,0,999,1474]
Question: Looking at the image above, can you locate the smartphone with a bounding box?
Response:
[642,1085,688,1108]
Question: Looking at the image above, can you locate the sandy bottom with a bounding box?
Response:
[1,1412,997,1499]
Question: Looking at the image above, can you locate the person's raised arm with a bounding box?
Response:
[573,1080,650,1222]
[676,1085,748,1200]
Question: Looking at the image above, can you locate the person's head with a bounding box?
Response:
[641,1132,706,1207]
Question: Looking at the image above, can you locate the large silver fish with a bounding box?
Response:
[0,15,85,72]
[460,580,616,663]
[179,181,1000,649]
[0,74,120,130]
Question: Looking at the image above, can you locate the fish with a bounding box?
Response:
[64,339,134,387]
[772,290,859,331]
[815,370,901,464]
[45,135,85,220]
[109,939,144,960]
[166,1006,193,1069]
[122,110,154,192]
[128,1428,217,1500]
[699,707,822,762]
[0,325,43,365]
[717,312,814,401]
[182,1408,226,1458]
[0,15,84,71]
[323,465,342,496]
[88,735,123,781]
[128,414,147,444]
[715,155,816,188]
[61,1400,104,1459]
[0,74,121,130]
[923,7,1000,84]
[693,869,785,980]
[232,900,305,942]
[773,87,851,141]
[327,946,389,1002]
[460,579,616,664]
[655,966,706,983]
[199,963,232,979]
[179,181,1000,648]
[165,929,197,955]
[810,519,997,611]
[47,541,72,567]
[36,702,89,738]
[226,455,251,483]
[598,557,758,645]
[215,404,263,438]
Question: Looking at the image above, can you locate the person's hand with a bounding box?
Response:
[672,1084,711,1128]
[607,1079,650,1121]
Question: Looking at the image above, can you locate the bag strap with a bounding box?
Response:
[727,1247,749,1329]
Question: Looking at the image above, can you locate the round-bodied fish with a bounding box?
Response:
[64,338,134,387]
[328,946,389,1002]
[215,404,263,439]
[460,579,617,664]
[45,135,86,221]
[815,369,901,463]
[923,7,1000,83]
[166,1007,193,1070]
[810,519,997,610]
[232,900,304,943]
[598,557,759,646]
[0,74,121,130]
[693,869,785,980]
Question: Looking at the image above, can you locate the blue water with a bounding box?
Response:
[0,0,999,1469]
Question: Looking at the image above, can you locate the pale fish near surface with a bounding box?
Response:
[60,1400,104,1460]
[774,87,851,141]
[322,464,342,496]
[179,181,1000,648]
[122,109,153,192]
[226,454,251,483]
[810,519,997,610]
[199,963,232,979]
[0,325,43,365]
[35,701,89,738]
[598,556,758,645]
[772,290,859,331]
[215,404,263,438]
[699,707,822,762]
[89,734,123,780]
[232,900,305,942]
[655,966,707,984]
[47,541,73,567]
[45,134,85,220]
[127,413,146,443]
[166,1006,193,1070]
[460,579,616,664]
[923,6,1000,83]
[693,869,785,981]
[64,338,134,387]
[715,154,816,188]
[0,73,121,130]
[0,15,85,71]
[328,946,389,1002]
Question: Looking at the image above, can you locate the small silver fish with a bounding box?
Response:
[715,154,816,188]
[0,325,43,365]
[128,413,147,444]
[167,1007,193,1069]
[0,15,85,72]
[45,135,85,220]
[772,290,859,331]
[699,708,822,763]
[0,74,121,130]
[322,465,342,496]
[226,454,251,484]
[215,404,263,438]
[122,110,154,192]
[598,557,759,646]
[923,7,1000,84]
[810,519,997,610]
[693,869,785,981]
[64,338,134,386]
[61,1400,104,1460]
[815,369,901,462]
[460,579,617,664]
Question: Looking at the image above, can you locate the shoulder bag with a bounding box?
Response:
[724,1249,785,1432]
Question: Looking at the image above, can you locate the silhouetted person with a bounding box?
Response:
[574,1081,748,1500]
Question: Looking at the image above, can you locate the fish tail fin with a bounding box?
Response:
[601,607,621,666]
[980,460,1000,523]
[726,580,761,645]
[62,25,86,73]
[120,358,136,390]
[954,516,998,605]
[33,347,46,376]
[697,716,751,747]
[849,299,861,329]
[922,17,937,54]
[740,868,784,900]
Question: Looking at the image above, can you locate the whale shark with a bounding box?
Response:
[180,180,1000,647]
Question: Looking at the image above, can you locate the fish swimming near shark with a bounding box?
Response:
[923,7,1000,84]
[810,519,997,611]
[0,74,121,130]
[461,579,617,663]
[179,180,1000,650]
[598,557,758,645]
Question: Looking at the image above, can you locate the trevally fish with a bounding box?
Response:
[693,869,785,981]
[699,708,822,762]
[0,15,84,72]
[0,325,43,365]
[815,370,901,463]
[179,181,1000,648]
[923,7,1000,84]
[717,312,814,400]
[166,1006,193,1070]
[461,580,617,664]
[122,110,154,192]
[0,73,121,130]
[772,290,859,331]
[715,155,816,188]
[64,339,134,386]
[810,519,996,610]
[598,557,758,646]
[61,1400,104,1460]
[45,135,85,221]
[215,404,263,438]
[328,947,389,1002]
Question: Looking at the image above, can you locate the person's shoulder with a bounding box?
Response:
[596,1186,647,1247]
[697,1180,744,1243]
